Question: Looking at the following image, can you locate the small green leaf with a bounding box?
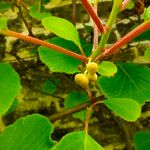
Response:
[98,61,117,77]
[126,0,135,10]
[133,131,150,150]
[64,90,89,121]
[104,98,141,121]
[0,63,21,115]
[38,37,81,74]
[0,17,8,30]
[0,114,55,150]
[144,6,150,21]
[98,63,150,104]
[52,131,104,150]
[42,79,57,94]
[144,48,150,60]
[30,5,52,21]
[42,16,81,47]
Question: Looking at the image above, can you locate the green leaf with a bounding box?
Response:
[104,98,141,121]
[144,6,150,21]
[98,61,117,77]
[133,131,150,150]
[30,5,52,21]
[0,2,11,12]
[83,43,93,57]
[64,90,89,121]
[131,23,150,41]
[134,30,150,41]
[4,98,19,116]
[0,63,21,115]
[42,79,57,94]
[42,0,50,4]
[98,63,150,104]
[52,131,104,150]
[0,17,8,30]
[144,48,150,60]
[126,0,135,10]
[42,16,81,47]
[0,114,55,150]
[38,37,81,74]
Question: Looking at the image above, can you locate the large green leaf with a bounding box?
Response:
[51,131,104,150]
[104,98,141,121]
[4,98,19,116]
[98,63,150,104]
[38,37,81,74]
[0,63,21,115]
[0,114,55,150]
[133,131,150,150]
[98,61,117,77]
[64,90,89,121]
[42,16,81,47]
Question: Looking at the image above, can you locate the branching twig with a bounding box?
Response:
[95,20,150,61]
[49,95,104,122]
[17,6,33,36]
[91,0,122,59]
[49,102,89,122]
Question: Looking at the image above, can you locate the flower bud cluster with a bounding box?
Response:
[74,62,98,89]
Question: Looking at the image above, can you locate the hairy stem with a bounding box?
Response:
[96,20,150,60]
[0,30,88,62]
[91,0,122,59]
[81,0,105,33]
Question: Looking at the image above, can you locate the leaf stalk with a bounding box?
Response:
[0,30,88,62]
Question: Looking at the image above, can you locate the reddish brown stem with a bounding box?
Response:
[2,30,88,62]
[96,20,150,60]
[81,0,105,33]
[121,0,131,10]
